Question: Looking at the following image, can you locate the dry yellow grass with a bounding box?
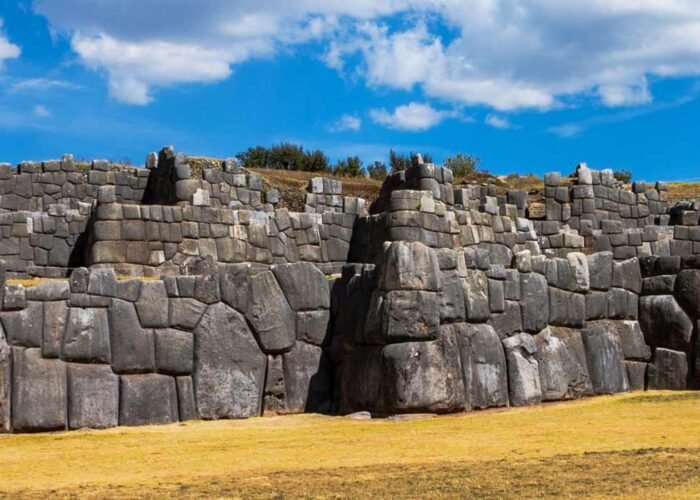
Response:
[1,392,699,498]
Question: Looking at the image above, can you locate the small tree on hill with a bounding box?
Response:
[367,160,388,180]
[613,169,632,184]
[333,156,365,177]
[445,153,480,177]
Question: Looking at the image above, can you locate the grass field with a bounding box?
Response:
[1,392,699,498]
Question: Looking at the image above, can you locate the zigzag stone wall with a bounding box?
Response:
[1,147,699,433]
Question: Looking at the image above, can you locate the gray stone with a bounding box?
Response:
[0,330,9,432]
[646,348,687,390]
[3,283,26,310]
[502,333,542,406]
[642,275,676,295]
[488,301,522,339]
[439,271,466,323]
[11,348,67,432]
[67,364,119,430]
[616,320,651,361]
[587,252,613,290]
[296,310,330,346]
[612,258,642,294]
[26,281,70,301]
[155,329,193,375]
[463,270,490,322]
[0,301,44,347]
[273,262,330,311]
[62,307,111,363]
[534,327,592,401]
[194,274,220,304]
[135,280,169,328]
[625,361,647,391]
[673,269,700,319]
[218,263,250,313]
[176,376,197,421]
[119,374,179,426]
[520,273,549,333]
[454,323,508,409]
[382,290,440,341]
[108,299,156,373]
[548,288,585,328]
[42,300,68,358]
[283,342,332,413]
[246,270,296,353]
[581,321,629,394]
[585,291,608,320]
[194,303,266,419]
[381,330,464,413]
[380,241,441,291]
[639,295,693,351]
[565,252,590,292]
[168,298,207,331]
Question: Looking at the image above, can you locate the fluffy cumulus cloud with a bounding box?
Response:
[0,19,21,69]
[330,114,362,132]
[370,102,454,131]
[484,114,512,130]
[33,0,700,111]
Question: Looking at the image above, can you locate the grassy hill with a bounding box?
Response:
[1,391,699,498]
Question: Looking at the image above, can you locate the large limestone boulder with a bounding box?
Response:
[119,374,179,426]
[0,301,44,347]
[674,269,700,319]
[246,270,296,353]
[503,333,542,406]
[380,331,464,413]
[283,342,332,413]
[338,346,383,414]
[616,321,651,361]
[520,273,549,333]
[273,262,330,311]
[534,327,592,401]
[463,270,490,322]
[581,321,629,394]
[379,241,441,291]
[108,299,156,373]
[11,348,67,432]
[454,323,508,409]
[647,348,688,390]
[62,308,111,364]
[382,290,440,341]
[0,328,9,432]
[135,281,169,328]
[67,364,119,430]
[194,303,266,419]
[639,295,693,351]
[42,301,68,358]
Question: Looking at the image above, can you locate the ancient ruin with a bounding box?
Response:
[0,147,698,432]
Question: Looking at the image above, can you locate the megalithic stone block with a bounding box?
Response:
[119,374,179,426]
[67,363,119,430]
[194,302,266,419]
[62,307,111,364]
[246,270,296,353]
[273,262,330,311]
[502,333,542,407]
[647,348,688,390]
[0,330,10,432]
[283,341,332,413]
[581,321,629,394]
[11,348,67,432]
[108,299,156,373]
[379,241,441,292]
[533,327,592,401]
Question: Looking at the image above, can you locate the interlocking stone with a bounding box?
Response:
[67,364,119,430]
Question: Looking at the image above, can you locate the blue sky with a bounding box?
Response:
[0,0,699,181]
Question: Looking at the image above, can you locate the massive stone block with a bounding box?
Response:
[380,241,441,291]
[463,270,490,322]
[625,361,647,391]
[283,341,332,413]
[119,374,179,426]
[581,321,629,394]
[62,307,111,364]
[616,321,651,361]
[296,310,330,346]
[42,300,68,358]
[194,302,266,419]
[219,263,250,313]
[548,288,585,328]
[440,271,466,323]
[587,251,613,290]
[168,298,207,331]
[338,346,383,414]
[0,301,44,347]
[0,329,9,432]
[155,328,194,375]
[176,376,197,421]
[135,281,169,328]
[382,290,440,341]
[273,262,330,311]
[520,273,549,333]
[11,348,67,432]
[381,331,464,413]
[454,323,508,410]
[534,327,592,401]
[503,333,542,406]
[647,348,688,390]
[67,364,119,430]
[246,270,296,353]
[673,269,700,319]
[639,295,693,351]
[108,299,156,373]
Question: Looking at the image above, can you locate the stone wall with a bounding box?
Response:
[1,148,700,433]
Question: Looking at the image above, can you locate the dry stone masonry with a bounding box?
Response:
[0,147,698,432]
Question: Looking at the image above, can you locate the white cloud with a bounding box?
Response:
[370,102,453,131]
[330,114,362,132]
[0,19,21,69]
[33,105,51,117]
[32,0,700,110]
[9,78,82,93]
[485,114,512,129]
